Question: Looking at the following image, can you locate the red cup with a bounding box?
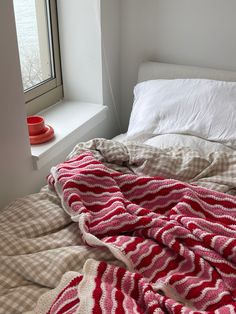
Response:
[27,116,46,136]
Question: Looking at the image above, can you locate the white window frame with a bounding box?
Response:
[23,0,63,115]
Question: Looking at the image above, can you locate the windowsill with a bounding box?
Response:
[30,100,108,169]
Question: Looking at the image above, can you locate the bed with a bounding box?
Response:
[1,61,236,314]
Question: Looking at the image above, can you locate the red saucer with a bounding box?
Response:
[29,125,55,145]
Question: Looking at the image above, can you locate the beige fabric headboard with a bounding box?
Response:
[138,61,236,83]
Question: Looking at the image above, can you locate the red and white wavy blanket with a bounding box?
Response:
[46,151,236,314]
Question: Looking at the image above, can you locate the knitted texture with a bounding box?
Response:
[45,151,236,313]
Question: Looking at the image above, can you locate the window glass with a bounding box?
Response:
[13,0,54,91]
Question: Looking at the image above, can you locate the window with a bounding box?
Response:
[13,0,63,114]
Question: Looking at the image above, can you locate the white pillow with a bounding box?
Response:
[127,79,236,149]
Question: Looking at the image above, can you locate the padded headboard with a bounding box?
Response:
[138,62,236,83]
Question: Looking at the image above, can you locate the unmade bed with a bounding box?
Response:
[1,62,236,314]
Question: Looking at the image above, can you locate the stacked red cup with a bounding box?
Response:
[27,116,54,145]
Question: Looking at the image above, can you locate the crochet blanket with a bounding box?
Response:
[32,151,236,313]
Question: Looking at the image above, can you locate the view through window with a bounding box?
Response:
[13,0,62,113]
[13,0,54,90]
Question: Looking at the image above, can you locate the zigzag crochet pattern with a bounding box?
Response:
[46,151,236,313]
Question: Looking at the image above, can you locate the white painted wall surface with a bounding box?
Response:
[57,0,103,104]
[120,0,236,130]
[101,0,122,133]
[57,0,121,135]
[0,1,33,208]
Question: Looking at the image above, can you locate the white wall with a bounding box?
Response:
[101,0,122,134]
[120,0,236,130]
[57,0,121,136]
[57,0,103,104]
[0,1,32,207]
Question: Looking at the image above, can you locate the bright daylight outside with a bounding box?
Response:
[13,0,53,91]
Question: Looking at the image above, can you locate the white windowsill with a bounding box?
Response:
[30,100,108,169]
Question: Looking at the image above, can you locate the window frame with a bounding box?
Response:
[20,0,63,115]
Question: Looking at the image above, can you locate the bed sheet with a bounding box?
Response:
[0,186,123,314]
[113,133,234,154]
[1,138,236,313]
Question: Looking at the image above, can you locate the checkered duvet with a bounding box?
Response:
[1,138,236,313]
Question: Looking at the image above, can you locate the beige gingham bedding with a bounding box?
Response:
[1,138,236,313]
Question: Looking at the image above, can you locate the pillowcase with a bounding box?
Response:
[126,79,236,149]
